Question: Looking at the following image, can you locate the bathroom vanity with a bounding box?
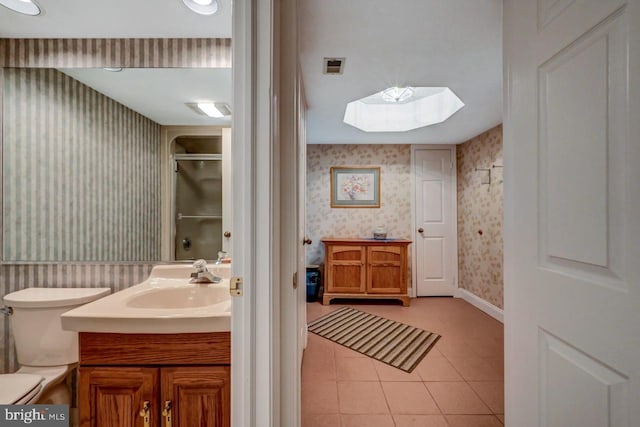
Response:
[61,264,232,427]
[78,332,230,427]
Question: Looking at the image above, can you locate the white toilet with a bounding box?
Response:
[0,287,110,405]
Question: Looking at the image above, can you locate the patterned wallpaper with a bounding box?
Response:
[0,38,229,374]
[0,38,231,68]
[3,68,161,261]
[306,144,412,265]
[457,125,504,308]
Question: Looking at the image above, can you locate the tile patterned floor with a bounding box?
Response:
[303,298,504,427]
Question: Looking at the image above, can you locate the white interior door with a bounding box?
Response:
[413,148,456,296]
[504,0,640,425]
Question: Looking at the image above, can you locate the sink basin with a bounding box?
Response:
[61,263,232,334]
[127,285,229,309]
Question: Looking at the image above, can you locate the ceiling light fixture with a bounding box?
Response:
[186,102,232,118]
[0,0,41,16]
[197,102,224,118]
[103,67,123,72]
[182,0,219,15]
[381,86,414,103]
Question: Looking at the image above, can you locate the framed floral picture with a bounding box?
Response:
[330,166,380,208]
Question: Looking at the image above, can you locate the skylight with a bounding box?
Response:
[0,0,41,16]
[343,87,465,132]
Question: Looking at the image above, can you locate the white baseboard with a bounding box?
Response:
[455,288,504,323]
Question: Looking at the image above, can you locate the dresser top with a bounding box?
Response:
[321,237,412,245]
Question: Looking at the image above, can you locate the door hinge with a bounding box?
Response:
[450,161,454,170]
[293,271,298,289]
[174,161,178,173]
[230,276,243,297]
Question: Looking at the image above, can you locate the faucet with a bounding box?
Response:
[215,250,228,265]
[190,259,222,284]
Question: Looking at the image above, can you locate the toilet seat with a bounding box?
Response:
[0,373,43,404]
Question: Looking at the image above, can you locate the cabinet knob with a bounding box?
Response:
[418,227,424,233]
[303,237,313,245]
[224,231,231,238]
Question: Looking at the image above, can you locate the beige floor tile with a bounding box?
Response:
[392,414,449,427]
[415,354,463,381]
[445,357,503,381]
[302,413,341,427]
[373,360,422,382]
[380,382,440,415]
[467,382,504,414]
[434,338,480,359]
[303,343,337,381]
[336,357,379,381]
[341,414,395,427]
[337,381,389,414]
[302,380,339,415]
[334,343,368,358]
[425,382,491,415]
[445,415,504,427]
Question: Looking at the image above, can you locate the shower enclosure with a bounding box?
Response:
[173,135,229,261]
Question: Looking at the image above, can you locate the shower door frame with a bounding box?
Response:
[172,153,224,261]
[160,126,232,262]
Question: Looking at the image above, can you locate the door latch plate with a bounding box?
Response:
[230,276,243,297]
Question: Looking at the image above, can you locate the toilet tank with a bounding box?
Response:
[3,288,111,367]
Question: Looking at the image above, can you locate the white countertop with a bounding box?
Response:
[61,264,232,334]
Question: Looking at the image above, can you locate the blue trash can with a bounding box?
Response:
[306,265,321,302]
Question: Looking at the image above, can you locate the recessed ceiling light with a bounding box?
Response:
[197,102,224,118]
[186,102,232,118]
[0,0,41,16]
[182,0,219,15]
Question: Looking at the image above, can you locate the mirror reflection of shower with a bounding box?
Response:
[173,136,224,261]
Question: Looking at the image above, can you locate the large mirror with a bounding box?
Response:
[2,67,232,262]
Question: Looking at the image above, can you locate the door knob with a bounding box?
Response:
[303,237,313,245]
[224,231,231,238]
[418,228,424,233]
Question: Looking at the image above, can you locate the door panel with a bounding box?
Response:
[79,367,158,427]
[367,246,402,294]
[161,367,230,427]
[326,246,366,293]
[504,0,640,424]
[414,149,456,296]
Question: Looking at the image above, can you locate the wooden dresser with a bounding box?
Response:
[321,238,412,306]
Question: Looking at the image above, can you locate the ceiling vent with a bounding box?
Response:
[323,57,345,75]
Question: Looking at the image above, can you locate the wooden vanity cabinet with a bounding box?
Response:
[79,367,158,427]
[78,332,230,427]
[322,238,411,306]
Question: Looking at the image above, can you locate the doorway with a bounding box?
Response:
[412,146,458,297]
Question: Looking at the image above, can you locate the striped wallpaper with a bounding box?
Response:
[3,68,161,261]
[0,38,232,68]
[0,38,228,375]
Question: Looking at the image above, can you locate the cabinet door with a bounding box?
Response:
[367,246,405,294]
[326,245,366,293]
[160,366,230,427]
[79,367,158,427]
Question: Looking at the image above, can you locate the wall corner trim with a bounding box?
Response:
[455,288,504,323]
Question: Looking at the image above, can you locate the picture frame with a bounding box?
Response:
[330,166,381,208]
